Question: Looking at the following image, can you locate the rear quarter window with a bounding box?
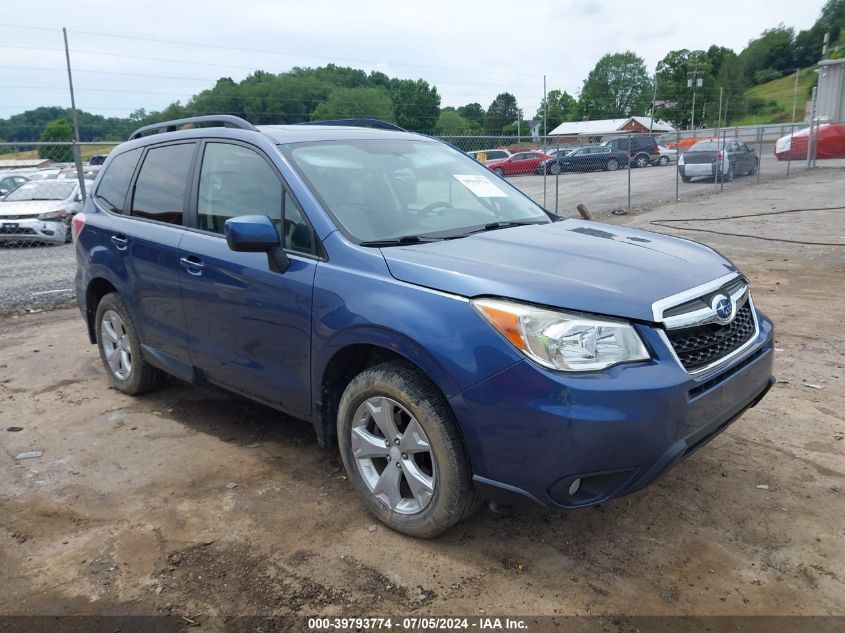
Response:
[95,148,142,214]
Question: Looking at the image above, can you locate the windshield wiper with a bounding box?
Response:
[448,219,549,238]
[359,235,444,247]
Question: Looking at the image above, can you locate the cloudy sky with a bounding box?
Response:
[1,0,827,124]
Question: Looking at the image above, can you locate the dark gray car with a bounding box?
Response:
[679,139,759,183]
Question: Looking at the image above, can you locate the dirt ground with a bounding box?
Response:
[1,167,843,626]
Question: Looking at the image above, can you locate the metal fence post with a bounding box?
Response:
[554,136,560,214]
[542,135,547,209]
[675,131,680,201]
[626,133,632,212]
[720,129,726,191]
[786,123,793,177]
[756,127,762,184]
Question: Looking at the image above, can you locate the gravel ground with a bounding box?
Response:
[0,167,843,627]
[0,242,76,314]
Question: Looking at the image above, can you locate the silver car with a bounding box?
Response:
[0,179,86,245]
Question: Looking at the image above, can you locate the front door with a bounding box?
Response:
[179,141,319,419]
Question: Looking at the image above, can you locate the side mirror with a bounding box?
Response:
[0,189,7,197]
[224,215,289,273]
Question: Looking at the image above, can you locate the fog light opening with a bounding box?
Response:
[568,478,582,497]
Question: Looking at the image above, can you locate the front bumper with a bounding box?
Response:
[0,218,67,243]
[449,310,775,509]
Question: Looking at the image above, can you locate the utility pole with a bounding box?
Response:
[687,60,703,130]
[543,75,547,137]
[62,27,86,201]
[650,71,658,132]
[717,86,723,130]
[791,68,800,123]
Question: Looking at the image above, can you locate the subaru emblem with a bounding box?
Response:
[711,294,734,323]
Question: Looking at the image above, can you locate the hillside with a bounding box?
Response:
[733,67,817,126]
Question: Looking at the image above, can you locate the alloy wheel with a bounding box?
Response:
[351,396,436,514]
[100,309,132,381]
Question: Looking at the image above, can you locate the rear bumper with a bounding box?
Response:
[450,311,775,509]
[680,163,720,178]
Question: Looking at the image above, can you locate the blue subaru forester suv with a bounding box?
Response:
[74,115,774,537]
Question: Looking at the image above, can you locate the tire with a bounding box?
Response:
[724,163,735,182]
[493,167,504,177]
[95,292,166,395]
[633,154,649,168]
[749,160,758,176]
[658,155,669,166]
[606,158,619,172]
[681,175,692,183]
[337,361,479,538]
[64,221,72,244]
[550,162,561,175]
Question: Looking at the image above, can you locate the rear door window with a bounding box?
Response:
[95,148,142,214]
[130,143,195,225]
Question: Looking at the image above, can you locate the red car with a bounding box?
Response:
[774,123,845,160]
[486,151,548,176]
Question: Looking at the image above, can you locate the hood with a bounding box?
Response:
[381,220,736,322]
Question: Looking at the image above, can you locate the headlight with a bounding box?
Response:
[472,298,650,372]
[37,210,66,221]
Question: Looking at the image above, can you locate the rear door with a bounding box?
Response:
[179,140,319,419]
[103,142,196,365]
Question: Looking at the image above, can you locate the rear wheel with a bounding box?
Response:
[95,293,166,395]
[606,158,619,171]
[658,155,670,166]
[748,159,758,175]
[337,361,479,538]
[724,163,735,182]
[633,154,649,168]
[493,167,504,177]
[681,175,692,183]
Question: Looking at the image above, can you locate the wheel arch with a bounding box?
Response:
[313,333,461,453]
[84,277,118,343]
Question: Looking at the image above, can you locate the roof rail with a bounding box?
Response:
[300,118,406,132]
[129,115,258,140]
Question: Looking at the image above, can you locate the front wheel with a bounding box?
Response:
[337,361,479,538]
[493,167,504,177]
[749,160,758,175]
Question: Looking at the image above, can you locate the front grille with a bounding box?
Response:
[666,300,756,371]
[0,226,36,235]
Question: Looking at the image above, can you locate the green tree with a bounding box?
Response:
[484,93,519,134]
[655,49,718,128]
[434,110,480,135]
[311,87,394,121]
[580,52,652,118]
[535,89,577,133]
[501,119,533,136]
[389,79,441,131]
[739,25,796,84]
[457,103,485,127]
[38,119,73,162]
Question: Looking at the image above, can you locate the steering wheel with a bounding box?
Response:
[418,201,451,218]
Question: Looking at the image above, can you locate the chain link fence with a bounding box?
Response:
[1,121,839,315]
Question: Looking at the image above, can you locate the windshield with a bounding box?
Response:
[3,180,75,201]
[280,139,550,243]
[688,140,722,152]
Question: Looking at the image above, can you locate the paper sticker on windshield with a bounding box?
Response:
[453,174,508,198]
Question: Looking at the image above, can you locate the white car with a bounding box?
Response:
[0,179,87,244]
[656,145,678,166]
[467,149,512,164]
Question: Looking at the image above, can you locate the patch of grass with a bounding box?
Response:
[732,67,816,126]
[0,144,116,162]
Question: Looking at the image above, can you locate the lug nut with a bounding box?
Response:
[396,462,402,469]
[386,455,391,462]
[394,438,400,446]
[384,439,390,447]
[401,452,408,460]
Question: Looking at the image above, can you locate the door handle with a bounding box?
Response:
[110,234,128,251]
[180,256,205,276]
